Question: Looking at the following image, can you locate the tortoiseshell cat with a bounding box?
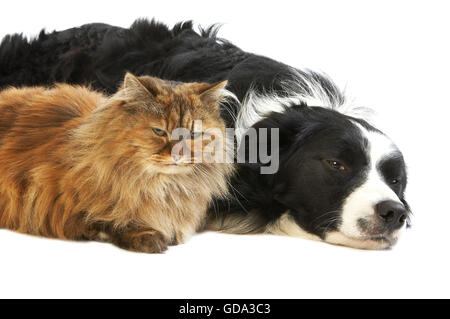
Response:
[0,73,233,253]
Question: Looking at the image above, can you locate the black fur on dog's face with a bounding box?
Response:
[253,105,410,249]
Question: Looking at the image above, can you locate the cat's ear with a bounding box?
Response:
[123,73,160,97]
[196,81,229,105]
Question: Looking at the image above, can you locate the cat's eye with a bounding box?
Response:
[323,159,348,172]
[190,131,203,139]
[152,128,167,137]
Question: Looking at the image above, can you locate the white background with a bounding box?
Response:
[0,0,448,298]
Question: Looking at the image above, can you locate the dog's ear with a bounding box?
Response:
[241,109,300,157]
[235,109,302,178]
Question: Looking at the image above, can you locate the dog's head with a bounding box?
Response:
[254,105,410,249]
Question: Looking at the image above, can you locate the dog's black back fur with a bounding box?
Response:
[0,19,304,125]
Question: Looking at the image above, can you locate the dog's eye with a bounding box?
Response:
[390,178,399,184]
[152,128,167,137]
[323,159,347,172]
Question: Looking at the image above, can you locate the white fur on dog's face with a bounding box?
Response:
[331,123,406,248]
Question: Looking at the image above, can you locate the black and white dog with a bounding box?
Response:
[0,19,410,249]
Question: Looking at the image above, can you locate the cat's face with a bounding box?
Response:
[109,74,229,175]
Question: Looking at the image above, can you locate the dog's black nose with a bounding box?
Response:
[375,200,407,230]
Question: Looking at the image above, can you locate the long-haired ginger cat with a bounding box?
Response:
[0,73,233,253]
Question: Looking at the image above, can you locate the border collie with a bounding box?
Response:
[0,19,410,249]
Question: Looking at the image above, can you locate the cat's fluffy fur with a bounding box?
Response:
[0,73,233,253]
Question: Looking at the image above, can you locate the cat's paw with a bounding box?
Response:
[113,230,168,254]
[135,231,168,253]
